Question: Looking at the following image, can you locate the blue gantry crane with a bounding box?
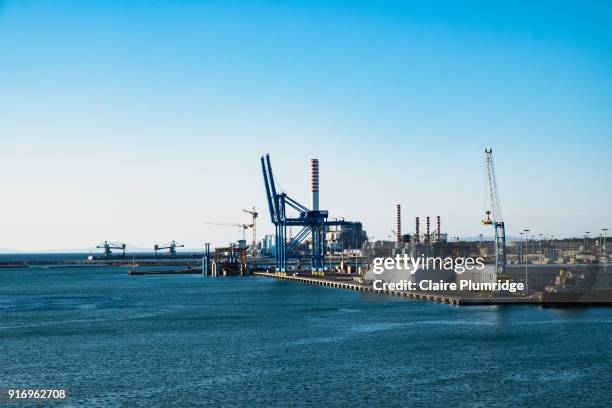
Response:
[482,148,507,276]
[261,154,348,272]
[154,241,184,257]
[96,241,126,257]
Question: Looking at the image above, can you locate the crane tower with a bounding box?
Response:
[242,207,258,256]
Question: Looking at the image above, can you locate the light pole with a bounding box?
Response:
[203,243,210,276]
[341,233,345,265]
[354,229,358,274]
[603,228,608,286]
[519,232,524,264]
[539,233,544,263]
[585,232,590,253]
[365,236,374,272]
[550,235,555,263]
[523,229,530,293]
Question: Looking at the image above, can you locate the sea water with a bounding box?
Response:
[1,265,611,407]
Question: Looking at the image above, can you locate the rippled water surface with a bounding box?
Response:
[2,266,612,407]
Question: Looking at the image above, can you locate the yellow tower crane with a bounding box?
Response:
[243,207,258,257]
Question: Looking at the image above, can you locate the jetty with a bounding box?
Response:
[254,272,540,306]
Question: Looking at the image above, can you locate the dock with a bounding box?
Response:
[128,267,202,275]
[254,272,540,306]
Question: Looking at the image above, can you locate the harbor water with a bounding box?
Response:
[1,265,612,407]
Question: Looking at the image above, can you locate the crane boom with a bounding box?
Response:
[261,156,276,223]
[204,222,249,228]
[265,154,281,224]
[203,222,253,241]
[485,149,503,223]
[483,148,506,276]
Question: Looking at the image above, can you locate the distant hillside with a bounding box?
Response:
[0,248,23,254]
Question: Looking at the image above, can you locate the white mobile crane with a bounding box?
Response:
[482,148,507,276]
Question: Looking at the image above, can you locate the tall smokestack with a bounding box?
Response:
[426,216,431,244]
[310,159,319,211]
[396,204,401,242]
[436,216,441,242]
[415,217,420,243]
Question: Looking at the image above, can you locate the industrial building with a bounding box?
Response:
[326,222,367,253]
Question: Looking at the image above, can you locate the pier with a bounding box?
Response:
[254,272,540,306]
[128,267,202,275]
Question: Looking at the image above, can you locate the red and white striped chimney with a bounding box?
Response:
[310,159,319,211]
[396,204,402,242]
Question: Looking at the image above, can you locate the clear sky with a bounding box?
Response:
[1,0,611,251]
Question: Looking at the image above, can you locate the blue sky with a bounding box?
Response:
[1,0,611,251]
